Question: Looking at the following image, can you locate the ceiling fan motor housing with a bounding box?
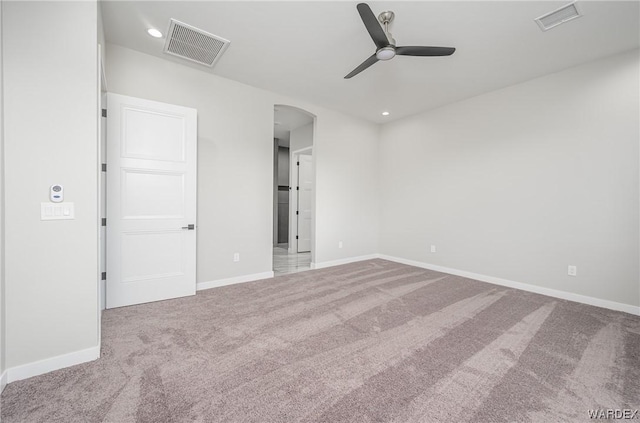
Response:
[344,3,455,79]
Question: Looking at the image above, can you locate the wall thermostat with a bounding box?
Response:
[50,184,64,203]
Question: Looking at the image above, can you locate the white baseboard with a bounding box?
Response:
[6,345,100,384]
[379,255,640,316]
[197,271,274,291]
[311,254,380,270]
[1,369,7,393]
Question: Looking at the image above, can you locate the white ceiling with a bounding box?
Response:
[101,1,640,124]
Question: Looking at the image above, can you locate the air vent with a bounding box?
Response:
[535,2,582,31]
[163,19,230,67]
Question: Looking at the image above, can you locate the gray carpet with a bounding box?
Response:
[1,259,639,422]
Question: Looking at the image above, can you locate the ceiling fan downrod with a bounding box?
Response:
[378,11,396,46]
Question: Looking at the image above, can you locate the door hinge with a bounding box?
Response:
[296,235,299,240]
[101,272,106,281]
[296,210,299,215]
[297,161,300,166]
[101,109,107,118]
[101,163,107,172]
[101,218,107,226]
[296,186,299,191]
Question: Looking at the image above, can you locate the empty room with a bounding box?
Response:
[0,1,639,422]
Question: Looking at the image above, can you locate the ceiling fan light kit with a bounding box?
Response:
[345,3,456,79]
[376,47,396,61]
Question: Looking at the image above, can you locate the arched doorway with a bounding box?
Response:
[273,105,315,275]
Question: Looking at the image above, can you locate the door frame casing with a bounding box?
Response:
[97,43,107,346]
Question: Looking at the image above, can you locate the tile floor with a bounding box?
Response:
[273,245,311,276]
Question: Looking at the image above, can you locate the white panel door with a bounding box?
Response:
[106,93,197,308]
[297,154,313,252]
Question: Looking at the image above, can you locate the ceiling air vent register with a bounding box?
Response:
[163,19,230,67]
[535,2,582,31]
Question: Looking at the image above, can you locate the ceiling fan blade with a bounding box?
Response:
[344,54,379,79]
[396,46,456,56]
[357,3,390,49]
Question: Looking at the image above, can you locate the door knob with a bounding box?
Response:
[182,224,195,230]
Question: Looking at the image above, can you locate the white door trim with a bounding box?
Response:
[96,43,105,350]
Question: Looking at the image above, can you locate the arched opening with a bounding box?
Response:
[273,105,315,275]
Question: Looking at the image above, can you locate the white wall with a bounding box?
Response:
[290,122,313,152]
[97,1,106,68]
[314,116,379,264]
[105,44,379,283]
[3,1,99,369]
[0,0,6,390]
[379,49,640,308]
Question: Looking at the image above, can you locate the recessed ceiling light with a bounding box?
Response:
[147,28,163,38]
[381,111,390,116]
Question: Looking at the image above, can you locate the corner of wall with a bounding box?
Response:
[0,0,6,390]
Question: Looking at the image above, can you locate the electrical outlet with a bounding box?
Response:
[568,265,577,276]
[430,245,436,253]
[338,241,343,249]
[233,253,240,262]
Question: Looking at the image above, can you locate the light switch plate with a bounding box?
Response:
[41,202,75,220]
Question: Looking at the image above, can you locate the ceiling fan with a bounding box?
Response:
[345,3,456,79]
